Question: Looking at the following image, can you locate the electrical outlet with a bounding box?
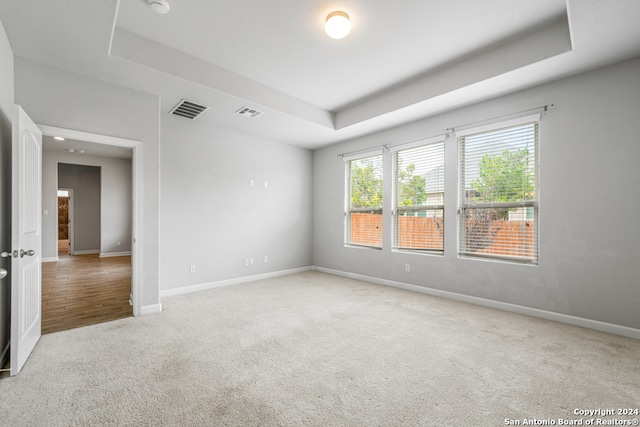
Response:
[405,264,411,272]
[190,265,196,273]
[249,258,254,265]
[244,258,250,266]
[249,179,254,187]
[264,255,268,263]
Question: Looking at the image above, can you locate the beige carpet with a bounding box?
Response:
[1,271,639,426]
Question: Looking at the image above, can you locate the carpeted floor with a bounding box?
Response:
[1,271,639,426]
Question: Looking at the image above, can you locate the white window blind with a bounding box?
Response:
[345,152,383,248]
[392,140,445,252]
[458,118,539,263]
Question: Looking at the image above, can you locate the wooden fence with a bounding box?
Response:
[350,213,534,256]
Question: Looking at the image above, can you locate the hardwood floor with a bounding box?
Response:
[41,254,133,334]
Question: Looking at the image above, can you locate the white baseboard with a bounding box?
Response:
[141,303,162,316]
[160,266,313,298]
[312,266,640,340]
[41,257,59,263]
[72,250,99,255]
[99,251,131,258]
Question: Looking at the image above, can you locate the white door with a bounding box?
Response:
[10,105,42,376]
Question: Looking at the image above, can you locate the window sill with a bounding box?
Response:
[344,244,382,251]
[458,253,538,266]
[392,249,443,257]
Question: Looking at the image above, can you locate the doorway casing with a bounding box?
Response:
[57,187,74,255]
[38,125,143,317]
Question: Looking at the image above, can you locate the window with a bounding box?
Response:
[345,152,383,248]
[458,116,539,263]
[392,139,445,253]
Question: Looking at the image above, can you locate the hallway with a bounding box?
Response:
[42,254,132,334]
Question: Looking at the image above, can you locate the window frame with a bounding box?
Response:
[456,115,540,264]
[344,150,384,249]
[391,137,446,254]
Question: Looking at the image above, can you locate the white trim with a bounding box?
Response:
[160,267,313,298]
[99,251,131,258]
[108,0,121,56]
[454,113,541,138]
[141,303,162,315]
[131,143,143,317]
[41,257,59,263]
[38,125,140,149]
[37,124,144,317]
[72,249,99,255]
[312,266,640,340]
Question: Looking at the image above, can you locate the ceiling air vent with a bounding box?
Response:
[236,106,263,118]
[169,99,209,120]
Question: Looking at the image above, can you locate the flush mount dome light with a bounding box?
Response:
[325,11,351,39]
[148,0,170,15]
[54,136,65,141]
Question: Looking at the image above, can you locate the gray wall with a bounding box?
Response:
[14,56,312,307]
[15,58,161,309]
[160,115,313,291]
[7,19,639,335]
[58,164,101,253]
[42,152,132,259]
[0,17,13,366]
[313,56,640,330]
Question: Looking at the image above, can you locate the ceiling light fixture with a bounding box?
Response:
[325,11,351,39]
[148,0,170,15]
[54,136,65,141]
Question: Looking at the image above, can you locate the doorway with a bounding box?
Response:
[57,164,102,257]
[43,155,128,333]
[39,125,143,317]
[57,188,73,256]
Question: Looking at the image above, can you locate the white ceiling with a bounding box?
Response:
[117,0,566,112]
[2,0,640,150]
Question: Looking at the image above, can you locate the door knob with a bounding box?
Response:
[1,251,14,258]
[0,268,6,280]
[20,249,35,258]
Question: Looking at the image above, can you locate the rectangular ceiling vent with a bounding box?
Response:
[169,99,209,120]
[236,106,263,118]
